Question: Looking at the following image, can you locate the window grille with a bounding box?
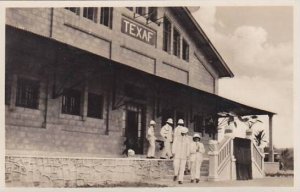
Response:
[173,28,181,57]
[136,7,146,16]
[148,7,157,22]
[182,39,189,62]
[83,7,98,22]
[163,16,171,53]
[100,7,113,28]
[61,89,81,115]
[16,77,39,109]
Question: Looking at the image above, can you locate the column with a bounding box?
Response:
[81,77,88,121]
[268,114,274,162]
[9,74,17,111]
[208,139,219,181]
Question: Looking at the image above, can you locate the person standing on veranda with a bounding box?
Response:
[190,133,205,183]
[160,118,174,159]
[146,120,157,159]
[172,127,190,184]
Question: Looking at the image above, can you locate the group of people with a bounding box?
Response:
[146,118,206,184]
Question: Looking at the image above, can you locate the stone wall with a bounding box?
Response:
[5,156,174,187]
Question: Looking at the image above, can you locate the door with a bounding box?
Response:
[234,137,252,180]
[125,103,145,154]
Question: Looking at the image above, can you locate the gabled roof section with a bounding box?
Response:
[170,7,234,78]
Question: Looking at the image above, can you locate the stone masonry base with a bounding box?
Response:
[5,155,174,187]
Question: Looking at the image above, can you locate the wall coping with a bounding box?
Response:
[6,154,209,161]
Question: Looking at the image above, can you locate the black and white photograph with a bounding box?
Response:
[0,0,298,190]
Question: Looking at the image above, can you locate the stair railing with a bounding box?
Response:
[252,142,265,175]
[208,134,235,181]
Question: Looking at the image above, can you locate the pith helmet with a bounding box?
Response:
[128,149,135,156]
[150,120,156,125]
[166,118,173,124]
[180,127,189,134]
[193,133,201,139]
[178,119,184,125]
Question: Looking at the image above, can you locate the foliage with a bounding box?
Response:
[217,112,238,129]
[254,130,267,146]
[238,115,262,129]
[280,148,294,170]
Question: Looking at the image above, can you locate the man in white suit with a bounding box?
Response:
[172,127,190,184]
[160,118,173,159]
[146,120,156,158]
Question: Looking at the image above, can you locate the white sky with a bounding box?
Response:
[192,6,294,148]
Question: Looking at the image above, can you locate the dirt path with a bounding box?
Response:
[151,177,294,187]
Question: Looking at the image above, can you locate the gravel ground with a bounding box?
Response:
[151,177,294,187]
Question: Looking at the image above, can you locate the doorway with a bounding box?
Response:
[234,137,252,180]
[125,103,145,154]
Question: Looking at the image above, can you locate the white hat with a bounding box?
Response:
[166,118,173,124]
[128,149,135,156]
[180,127,189,134]
[193,133,201,139]
[178,119,184,125]
[150,120,156,125]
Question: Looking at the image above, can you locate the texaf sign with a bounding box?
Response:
[121,17,157,46]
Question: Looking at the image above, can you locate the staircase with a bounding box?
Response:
[162,159,209,181]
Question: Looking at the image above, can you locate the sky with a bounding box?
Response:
[192,6,294,148]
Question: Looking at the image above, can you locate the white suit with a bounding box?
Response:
[173,125,183,143]
[190,141,205,180]
[147,126,156,157]
[172,134,190,182]
[160,124,173,158]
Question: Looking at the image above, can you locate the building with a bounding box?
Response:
[5,7,275,187]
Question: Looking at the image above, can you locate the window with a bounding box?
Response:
[182,39,189,62]
[87,93,104,119]
[65,7,80,15]
[148,7,157,22]
[173,28,180,57]
[136,7,146,16]
[163,16,171,52]
[83,7,98,22]
[16,77,39,109]
[61,89,81,115]
[194,115,204,134]
[126,7,133,11]
[100,7,113,28]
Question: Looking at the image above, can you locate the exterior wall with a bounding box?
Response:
[190,54,215,93]
[5,6,224,160]
[264,162,279,174]
[5,42,125,156]
[6,7,219,94]
[6,8,52,37]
